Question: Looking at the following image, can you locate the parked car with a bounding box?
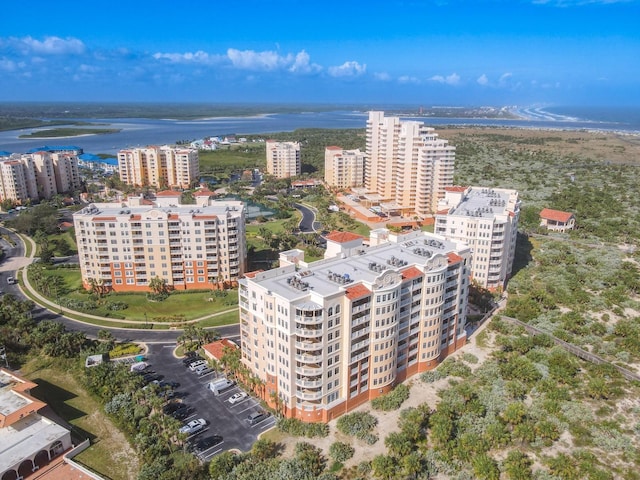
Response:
[6,276,16,285]
[179,418,206,435]
[228,392,248,404]
[196,367,213,376]
[188,435,223,454]
[188,360,207,371]
[247,410,269,425]
[171,405,193,420]
[159,380,180,389]
[182,355,204,366]
[163,402,183,415]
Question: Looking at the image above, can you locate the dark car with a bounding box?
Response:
[182,355,204,366]
[159,380,180,389]
[247,410,270,425]
[142,373,163,383]
[163,402,183,415]
[188,435,223,454]
[171,405,193,420]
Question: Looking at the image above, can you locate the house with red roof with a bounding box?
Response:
[539,208,575,232]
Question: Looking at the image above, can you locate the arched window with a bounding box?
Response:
[327,307,333,316]
[335,305,340,314]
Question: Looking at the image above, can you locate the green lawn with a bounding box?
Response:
[246,218,293,236]
[21,357,139,480]
[29,266,239,323]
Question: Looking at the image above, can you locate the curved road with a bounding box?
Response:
[0,225,239,344]
[294,203,322,233]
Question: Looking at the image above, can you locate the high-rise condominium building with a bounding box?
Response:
[365,111,455,217]
[435,186,520,290]
[0,151,80,204]
[73,191,246,292]
[324,146,366,189]
[239,228,470,422]
[117,146,199,189]
[265,140,301,178]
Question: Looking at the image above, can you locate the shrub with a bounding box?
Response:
[421,370,445,383]
[336,411,378,443]
[371,384,410,411]
[461,352,479,364]
[109,343,142,358]
[329,442,355,462]
[277,417,329,438]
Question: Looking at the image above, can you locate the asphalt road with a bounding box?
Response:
[294,203,322,233]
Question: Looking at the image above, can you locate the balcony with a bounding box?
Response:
[295,328,322,338]
[295,340,321,350]
[296,377,323,388]
[295,353,322,363]
[351,327,370,340]
[297,389,323,401]
[295,364,323,376]
[295,314,323,325]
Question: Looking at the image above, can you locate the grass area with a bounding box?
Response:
[199,143,265,178]
[48,231,78,256]
[246,218,292,236]
[21,357,139,480]
[28,266,239,324]
[198,309,239,328]
[18,127,121,138]
[19,234,33,256]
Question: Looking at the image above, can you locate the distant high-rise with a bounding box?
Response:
[118,146,199,189]
[0,151,80,204]
[365,111,455,217]
[324,146,366,189]
[265,140,301,178]
[435,186,520,290]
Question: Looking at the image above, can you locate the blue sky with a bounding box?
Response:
[1,0,639,106]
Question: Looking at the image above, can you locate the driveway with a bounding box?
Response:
[144,343,275,459]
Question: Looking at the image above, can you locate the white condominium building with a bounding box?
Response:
[265,140,301,178]
[0,151,80,204]
[365,111,455,216]
[435,186,520,290]
[117,145,199,189]
[324,146,366,189]
[239,228,470,422]
[73,191,246,292]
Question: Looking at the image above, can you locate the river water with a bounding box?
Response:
[0,108,638,156]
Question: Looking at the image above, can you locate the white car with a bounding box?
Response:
[228,392,248,404]
[188,360,207,371]
[179,418,206,435]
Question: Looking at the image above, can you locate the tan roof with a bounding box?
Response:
[345,284,371,300]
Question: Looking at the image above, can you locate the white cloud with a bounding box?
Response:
[477,74,489,86]
[0,58,17,71]
[398,75,421,84]
[499,72,513,86]
[227,48,293,71]
[153,50,222,65]
[0,36,86,55]
[374,72,391,81]
[328,61,366,77]
[288,50,322,74]
[429,73,460,85]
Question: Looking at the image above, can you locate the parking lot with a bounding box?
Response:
[144,343,276,460]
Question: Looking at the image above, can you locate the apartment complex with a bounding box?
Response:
[239,228,470,422]
[265,140,301,178]
[73,191,246,292]
[435,186,520,290]
[324,146,366,189]
[0,151,80,204]
[117,146,199,189]
[365,111,455,217]
[0,368,72,480]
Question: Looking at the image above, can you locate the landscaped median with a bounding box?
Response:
[19,263,240,329]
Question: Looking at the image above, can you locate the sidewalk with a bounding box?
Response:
[15,232,238,329]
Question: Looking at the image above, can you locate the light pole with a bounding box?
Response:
[144,312,148,328]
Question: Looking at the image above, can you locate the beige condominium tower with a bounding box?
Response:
[265,140,301,178]
[117,145,199,189]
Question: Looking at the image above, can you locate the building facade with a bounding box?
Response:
[239,228,471,422]
[73,192,246,292]
[539,208,575,232]
[0,368,72,480]
[117,146,199,189]
[435,186,520,290]
[265,141,301,178]
[365,111,455,217]
[324,146,366,189]
[0,151,80,205]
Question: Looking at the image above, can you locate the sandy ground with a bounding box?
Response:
[273,319,496,468]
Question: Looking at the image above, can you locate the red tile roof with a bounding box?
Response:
[325,230,364,243]
[445,186,467,192]
[436,208,450,215]
[203,339,239,361]
[244,270,264,278]
[92,216,116,221]
[326,146,342,150]
[346,284,371,300]
[194,189,214,196]
[401,266,423,280]
[540,208,574,223]
[192,214,218,220]
[447,252,463,264]
[156,190,181,197]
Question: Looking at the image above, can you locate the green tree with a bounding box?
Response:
[472,453,500,480]
[503,450,533,480]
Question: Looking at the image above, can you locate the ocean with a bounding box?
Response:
[0,107,638,156]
